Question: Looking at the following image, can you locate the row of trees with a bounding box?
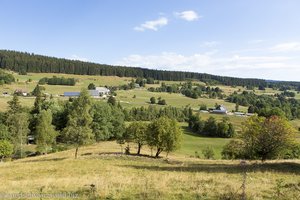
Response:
[38,76,76,86]
[149,97,167,105]
[122,117,182,157]
[188,115,235,138]
[148,82,225,99]
[227,91,300,119]
[0,87,185,160]
[124,105,192,122]
[0,50,272,87]
[0,88,126,159]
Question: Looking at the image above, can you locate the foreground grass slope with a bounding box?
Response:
[1,140,299,200]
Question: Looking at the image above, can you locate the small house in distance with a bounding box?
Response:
[63,87,110,97]
[14,89,28,96]
[63,92,81,97]
[211,105,227,114]
[95,87,110,96]
[64,90,101,97]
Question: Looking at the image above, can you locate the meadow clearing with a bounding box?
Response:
[0,138,299,200]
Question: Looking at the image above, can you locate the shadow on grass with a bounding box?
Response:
[21,157,67,163]
[121,162,300,175]
[182,126,218,139]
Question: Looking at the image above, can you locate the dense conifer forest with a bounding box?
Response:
[0,50,272,87]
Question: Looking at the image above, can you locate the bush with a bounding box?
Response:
[0,140,13,161]
[88,83,96,90]
[199,104,207,111]
[279,143,300,159]
[202,146,215,159]
[150,97,156,104]
[158,99,166,105]
[221,140,245,159]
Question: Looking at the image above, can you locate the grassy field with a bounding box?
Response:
[116,88,249,112]
[1,72,131,95]
[0,140,299,199]
[178,127,231,159]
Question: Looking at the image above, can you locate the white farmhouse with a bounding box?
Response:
[95,87,110,96]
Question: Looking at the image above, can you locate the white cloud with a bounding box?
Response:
[116,52,298,80]
[270,42,300,52]
[69,55,88,62]
[134,17,168,31]
[175,10,200,21]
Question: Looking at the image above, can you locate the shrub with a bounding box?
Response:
[279,143,300,159]
[158,99,166,105]
[88,83,96,90]
[222,140,245,159]
[199,104,207,111]
[150,97,156,104]
[202,146,215,159]
[0,140,13,161]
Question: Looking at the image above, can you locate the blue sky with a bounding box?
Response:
[1,0,300,81]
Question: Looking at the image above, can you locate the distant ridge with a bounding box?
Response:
[0,49,299,87]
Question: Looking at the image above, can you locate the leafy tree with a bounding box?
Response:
[216,118,235,138]
[0,124,10,141]
[107,96,117,106]
[88,83,96,90]
[147,117,182,157]
[63,89,94,159]
[125,121,148,155]
[203,117,218,136]
[235,103,239,112]
[6,112,29,158]
[35,110,58,154]
[146,77,155,84]
[150,97,156,104]
[0,140,13,161]
[91,103,114,141]
[241,115,296,161]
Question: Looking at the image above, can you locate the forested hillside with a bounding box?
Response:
[0,50,267,86]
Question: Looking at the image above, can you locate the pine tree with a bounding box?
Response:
[7,94,22,114]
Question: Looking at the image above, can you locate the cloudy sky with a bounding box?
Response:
[1,0,300,81]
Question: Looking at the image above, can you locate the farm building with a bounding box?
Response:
[95,87,110,95]
[63,92,81,97]
[211,105,227,114]
[14,89,28,96]
[64,87,110,97]
[64,90,106,97]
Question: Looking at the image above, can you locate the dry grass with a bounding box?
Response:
[0,141,299,199]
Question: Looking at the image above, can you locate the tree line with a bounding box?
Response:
[227,91,300,119]
[188,114,235,138]
[38,76,76,86]
[148,81,225,99]
[0,88,184,160]
[0,49,273,87]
